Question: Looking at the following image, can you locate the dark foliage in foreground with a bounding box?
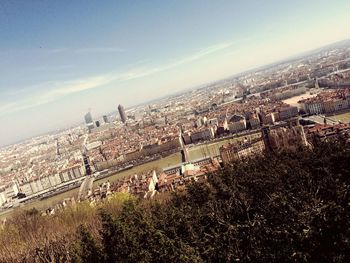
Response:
[1,139,350,262]
[72,138,350,263]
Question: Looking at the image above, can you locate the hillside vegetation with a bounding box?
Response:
[0,138,349,262]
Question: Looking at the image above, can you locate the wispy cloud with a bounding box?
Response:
[114,41,238,81]
[47,46,125,54]
[42,75,114,100]
[0,76,113,115]
[74,47,125,53]
[171,42,235,66]
[47,48,69,54]
[30,64,75,72]
[0,40,238,115]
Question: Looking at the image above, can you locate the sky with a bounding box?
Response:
[1,0,350,146]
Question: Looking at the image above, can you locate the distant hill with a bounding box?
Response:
[221,38,350,81]
[260,38,350,70]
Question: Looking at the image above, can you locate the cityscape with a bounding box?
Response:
[1,39,350,213]
[1,1,350,262]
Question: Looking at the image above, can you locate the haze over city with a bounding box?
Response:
[2,1,350,261]
[1,0,350,146]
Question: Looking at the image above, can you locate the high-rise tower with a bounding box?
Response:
[118,104,127,123]
[84,112,95,131]
[103,115,109,123]
[84,112,93,125]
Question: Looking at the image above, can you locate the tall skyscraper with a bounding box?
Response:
[103,115,109,123]
[84,112,93,125]
[84,112,95,132]
[118,104,127,123]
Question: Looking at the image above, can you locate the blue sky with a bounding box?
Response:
[1,0,350,146]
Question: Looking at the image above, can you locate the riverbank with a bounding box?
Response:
[327,110,350,123]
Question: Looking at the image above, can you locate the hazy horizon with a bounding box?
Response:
[1,0,350,146]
